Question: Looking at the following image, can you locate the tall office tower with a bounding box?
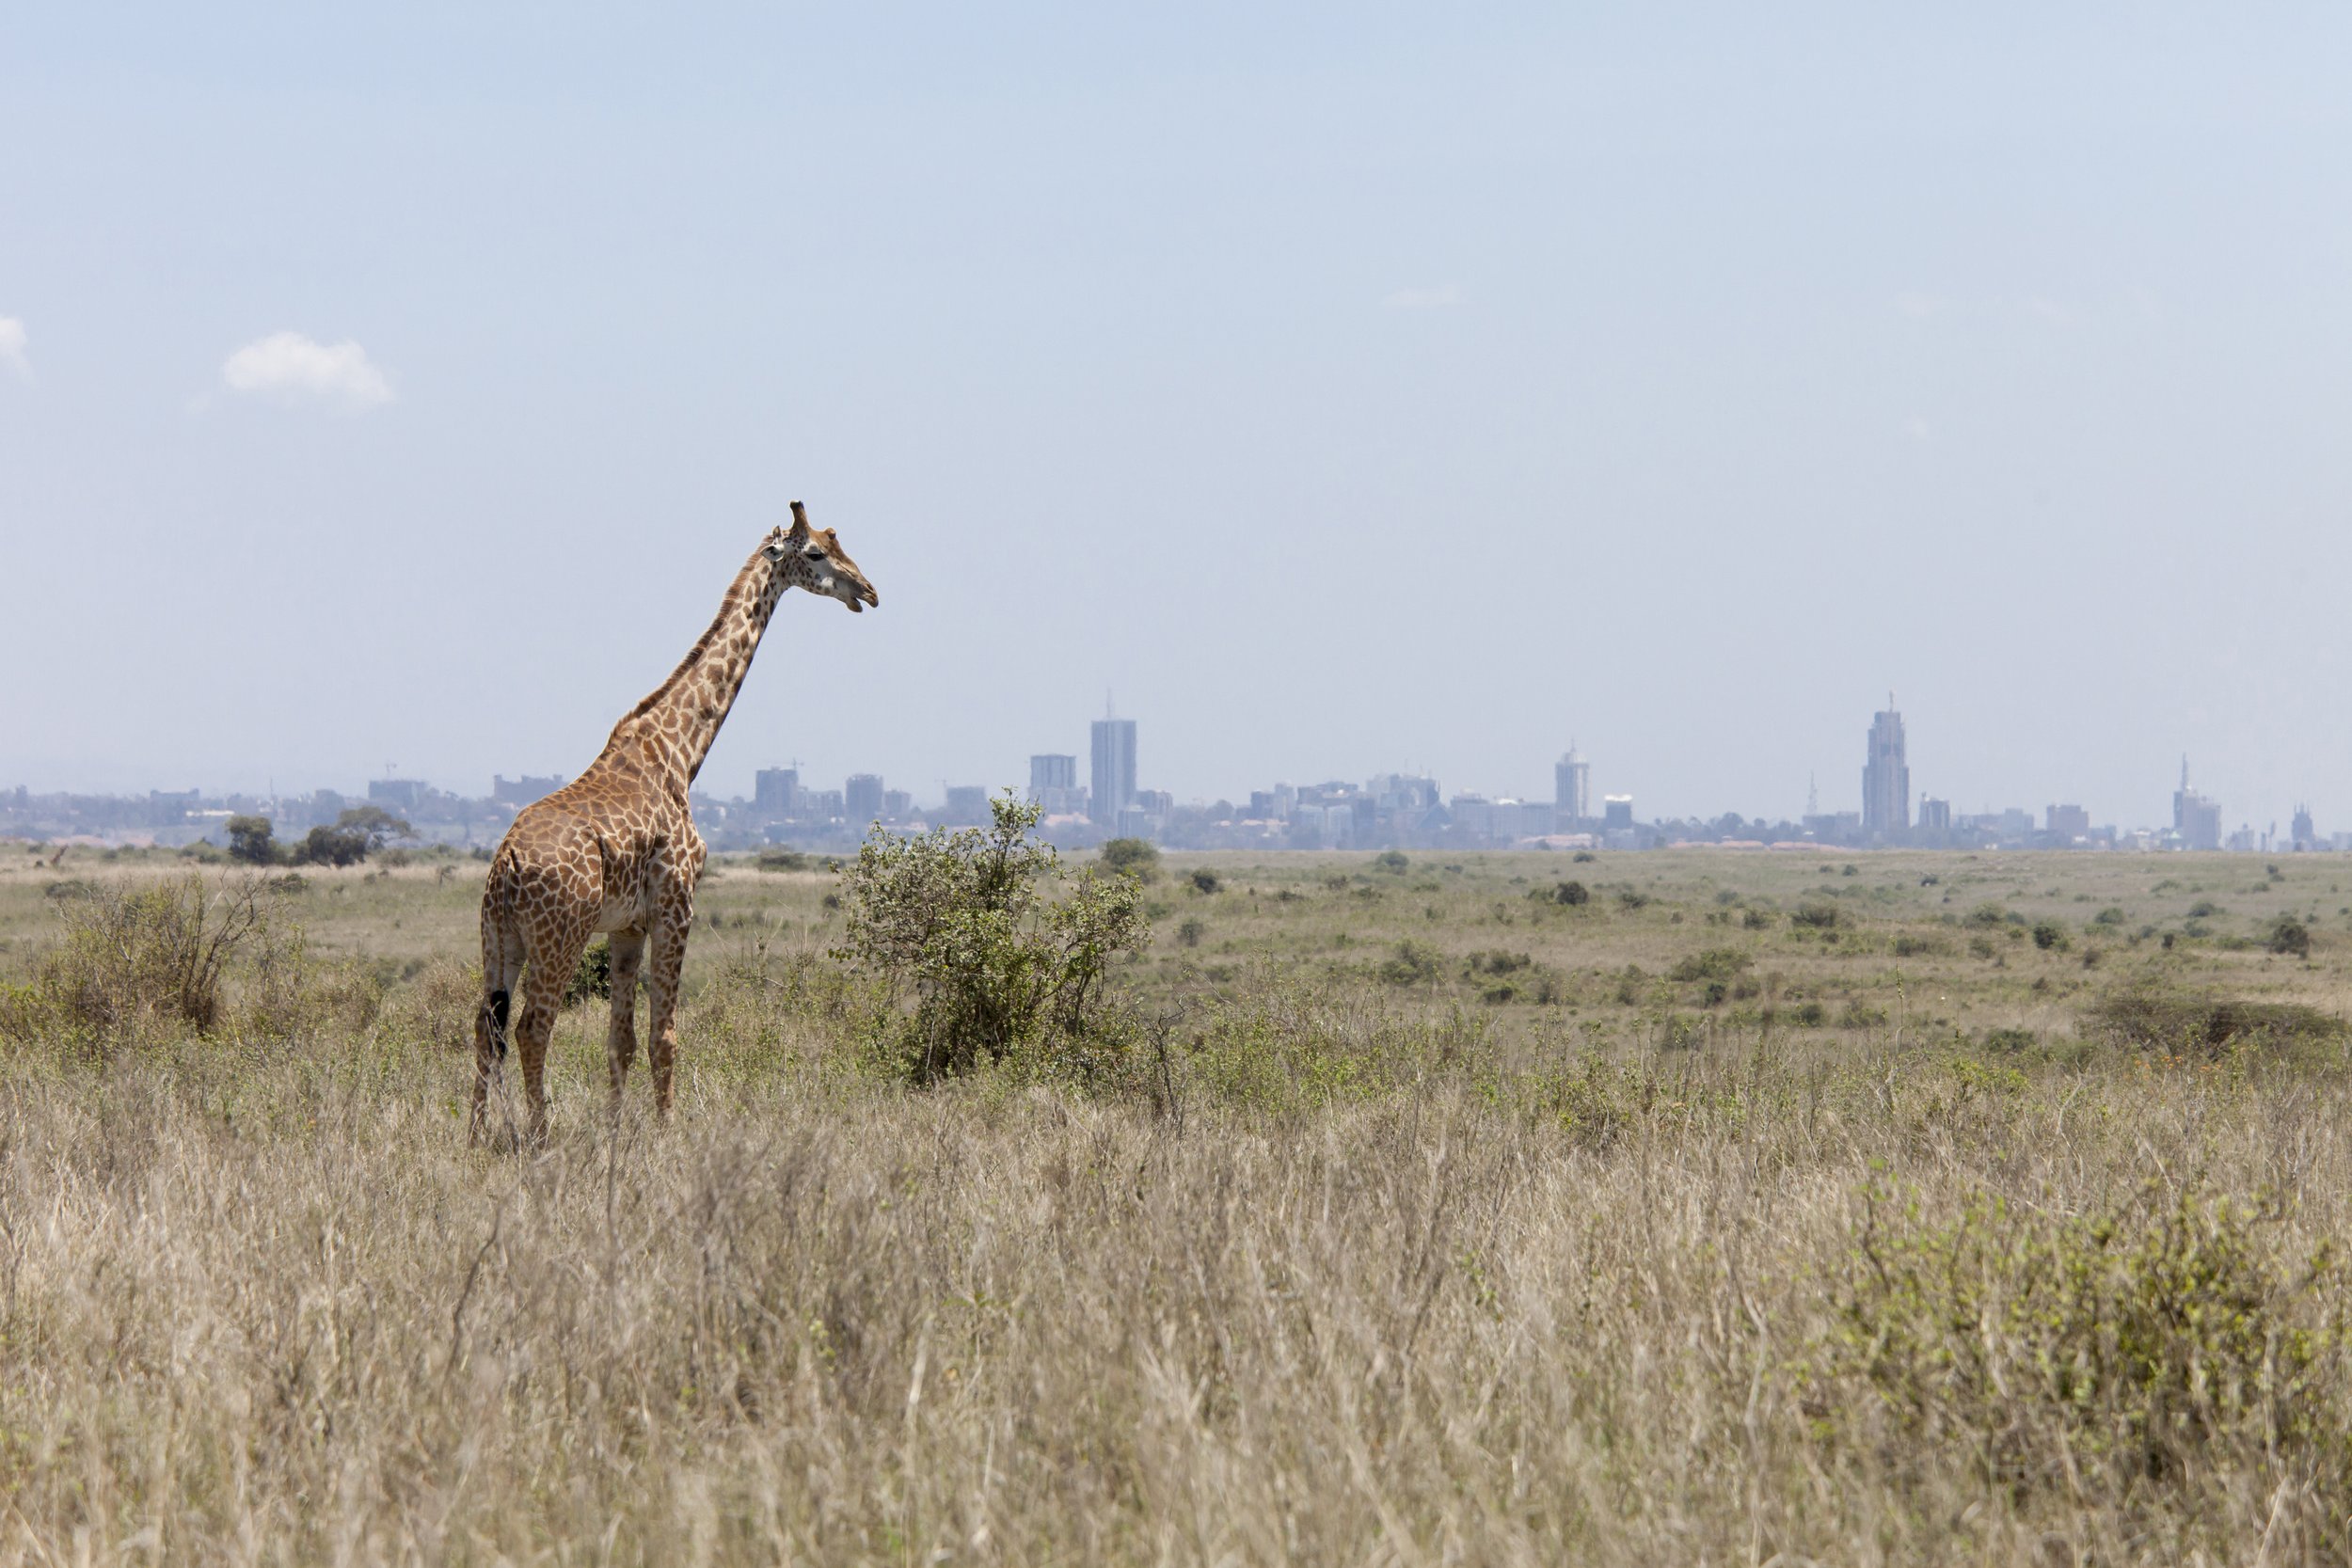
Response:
[2172,756,2222,850]
[1089,701,1136,825]
[1554,743,1591,823]
[1029,754,1077,796]
[844,773,884,825]
[754,767,800,818]
[1861,696,1910,841]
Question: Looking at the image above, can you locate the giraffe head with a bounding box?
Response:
[763,500,879,613]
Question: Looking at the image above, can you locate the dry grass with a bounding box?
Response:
[7,849,2352,1562]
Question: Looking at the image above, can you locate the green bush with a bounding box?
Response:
[1668,947,1752,983]
[2084,978,2348,1055]
[2268,916,2313,958]
[2030,920,2069,952]
[567,939,612,1004]
[1373,849,1409,874]
[1810,1180,2349,1507]
[1097,837,1160,881]
[1552,879,1590,907]
[1188,868,1220,895]
[1791,900,1841,930]
[0,874,288,1046]
[1377,941,1444,987]
[836,794,1150,1083]
[756,847,812,872]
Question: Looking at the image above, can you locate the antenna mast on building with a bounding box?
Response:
[1807,772,1818,817]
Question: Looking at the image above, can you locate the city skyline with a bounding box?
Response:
[6,692,2327,858]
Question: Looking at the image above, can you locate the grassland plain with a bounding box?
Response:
[8,843,2352,1563]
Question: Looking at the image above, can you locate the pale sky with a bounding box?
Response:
[5,6,2351,833]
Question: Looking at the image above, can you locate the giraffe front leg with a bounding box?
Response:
[605,927,646,1114]
[644,919,690,1117]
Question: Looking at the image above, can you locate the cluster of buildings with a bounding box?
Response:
[3,699,2338,857]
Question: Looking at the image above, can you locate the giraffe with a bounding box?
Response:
[470,502,878,1144]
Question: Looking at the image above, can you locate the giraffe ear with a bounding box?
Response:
[786,501,811,544]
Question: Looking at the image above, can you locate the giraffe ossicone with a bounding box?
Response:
[470,503,878,1144]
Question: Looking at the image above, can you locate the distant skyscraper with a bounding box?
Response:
[2173,757,2221,850]
[2293,803,2316,851]
[1029,754,1076,796]
[845,773,884,825]
[754,767,799,818]
[942,784,989,825]
[1089,700,1136,826]
[1554,743,1591,823]
[1861,696,1909,841]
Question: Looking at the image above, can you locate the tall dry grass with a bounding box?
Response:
[7,863,2352,1562]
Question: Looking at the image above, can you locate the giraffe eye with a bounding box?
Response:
[803,546,827,560]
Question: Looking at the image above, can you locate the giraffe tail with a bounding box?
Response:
[479,847,524,1062]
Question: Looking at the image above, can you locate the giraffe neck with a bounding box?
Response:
[608,548,787,791]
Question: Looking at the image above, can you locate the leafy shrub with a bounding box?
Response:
[1551,879,1590,907]
[1571,850,1597,863]
[1465,950,1531,976]
[1964,902,2011,928]
[1810,1180,2349,1509]
[1982,1026,2037,1052]
[1177,917,1205,948]
[2030,920,2069,952]
[756,847,812,872]
[1741,907,1774,929]
[1372,849,1409,874]
[2188,899,2225,919]
[0,875,286,1045]
[1790,900,1842,930]
[1377,941,1444,987]
[837,795,1150,1083]
[1890,934,1944,958]
[567,939,612,1004]
[1097,838,1160,882]
[1188,868,1220,895]
[2268,916,2313,958]
[2084,978,2348,1055]
[1668,948,1752,983]
[2092,905,2128,927]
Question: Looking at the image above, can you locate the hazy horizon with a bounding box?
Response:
[7,7,2350,833]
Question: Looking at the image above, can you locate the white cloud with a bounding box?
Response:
[1382,284,1462,310]
[220,331,393,408]
[0,317,27,379]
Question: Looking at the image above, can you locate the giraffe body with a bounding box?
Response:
[471,503,876,1143]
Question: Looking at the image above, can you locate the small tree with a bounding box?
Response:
[294,807,414,867]
[837,794,1150,1083]
[1098,837,1160,882]
[226,815,278,864]
[2267,916,2312,959]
